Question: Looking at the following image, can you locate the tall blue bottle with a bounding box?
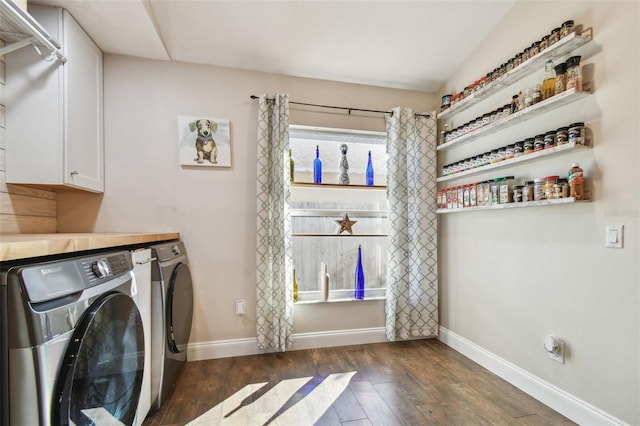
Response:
[355,245,365,300]
[366,151,374,186]
[313,145,322,184]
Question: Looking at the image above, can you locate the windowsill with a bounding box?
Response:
[295,296,386,305]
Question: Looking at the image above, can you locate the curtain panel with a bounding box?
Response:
[255,93,293,352]
[385,107,438,341]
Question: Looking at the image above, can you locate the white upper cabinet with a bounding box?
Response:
[5,5,104,193]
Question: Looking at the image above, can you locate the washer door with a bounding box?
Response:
[166,262,194,354]
[53,292,144,426]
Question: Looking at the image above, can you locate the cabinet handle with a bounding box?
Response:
[136,257,157,265]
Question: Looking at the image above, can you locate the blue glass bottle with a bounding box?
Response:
[366,151,374,186]
[355,245,365,300]
[313,145,322,184]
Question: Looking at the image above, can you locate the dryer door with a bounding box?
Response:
[53,292,144,426]
[166,262,193,353]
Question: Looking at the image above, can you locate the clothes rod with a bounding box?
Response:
[249,95,430,118]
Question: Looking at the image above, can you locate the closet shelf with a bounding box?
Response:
[437,142,591,183]
[292,182,386,190]
[437,197,590,214]
[437,29,593,120]
[436,89,591,152]
[0,0,66,62]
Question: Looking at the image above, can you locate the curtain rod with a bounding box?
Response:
[249,95,431,118]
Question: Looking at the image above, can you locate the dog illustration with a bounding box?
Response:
[189,119,218,164]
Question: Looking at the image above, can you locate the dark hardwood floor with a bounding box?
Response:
[143,339,574,425]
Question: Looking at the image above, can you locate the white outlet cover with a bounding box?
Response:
[605,225,624,248]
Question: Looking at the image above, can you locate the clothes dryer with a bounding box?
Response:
[149,240,194,410]
[0,250,144,426]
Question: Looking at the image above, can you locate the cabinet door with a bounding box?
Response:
[63,9,104,192]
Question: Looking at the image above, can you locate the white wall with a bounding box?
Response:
[57,57,436,342]
[438,1,639,424]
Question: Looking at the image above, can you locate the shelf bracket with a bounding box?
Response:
[0,35,36,56]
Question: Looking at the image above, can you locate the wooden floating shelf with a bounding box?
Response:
[291,233,388,237]
[437,142,591,183]
[437,30,593,120]
[291,209,387,218]
[436,197,590,214]
[291,182,386,190]
[436,89,591,152]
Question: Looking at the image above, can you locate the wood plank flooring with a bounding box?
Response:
[142,339,574,425]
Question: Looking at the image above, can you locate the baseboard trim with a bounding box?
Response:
[438,326,627,426]
[187,327,387,361]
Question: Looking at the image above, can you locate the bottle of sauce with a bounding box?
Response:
[568,163,584,200]
[542,60,556,100]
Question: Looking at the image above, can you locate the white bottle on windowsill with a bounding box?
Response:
[319,262,330,301]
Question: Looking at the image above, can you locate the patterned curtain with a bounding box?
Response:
[255,93,293,352]
[385,107,438,341]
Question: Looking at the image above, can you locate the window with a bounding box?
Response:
[289,125,388,302]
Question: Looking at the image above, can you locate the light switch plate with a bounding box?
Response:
[605,225,623,248]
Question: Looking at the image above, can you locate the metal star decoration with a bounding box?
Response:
[336,213,357,235]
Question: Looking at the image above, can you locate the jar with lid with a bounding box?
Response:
[457,186,465,208]
[549,27,561,45]
[523,138,535,154]
[522,47,531,62]
[556,126,569,145]
[482,152,491,166]
[523,181,535,202]
[500,176,514,204]
[496,147,506,162]
[544,176,559,200]
[502,104,511,117]
[533,178,546,201]
[566,55,582,91]
[533,134,545,152]
[506,58,514,73]
[540,35,550,51]
[446,188,453,209]
[513,185,524,203]
[541,60,556,101]
[560,20,574,38]
[568,163,585,200]
[554,62,567,95]
[554,178,569,198]
[470,183,479,207]
[489,149,499,164]
[513,53,522,68]
[482,181,491,205]
[529,41,540,57]
[544,131,556,149]
[490,178,503,205]
[532,83,542,104]
[463,185,470,208]
[524,87,533,108]
[514,141,524,157]
[505,144,515,160]
[568,122,586,145]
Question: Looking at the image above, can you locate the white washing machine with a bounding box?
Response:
[149,240,194,411]
[1,250,145,426]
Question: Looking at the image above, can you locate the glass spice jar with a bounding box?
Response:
[500,176,514,204]
[523,138,535,154]
[505,144,515,160]
[513,185,524,203]
[560,20,575,38]
[532,83,542,104]
[556,126,569,145]
[523,180,535,202]
[522,47,531,62]
[514,141,524,157]
[529,41,541,57]
[544,176,559,200]
[569,122,586,145]
[544,131,556,149]
[540,35,550,51]
[491,178,503,205]
[496,147,506,162]
[549,27,561,45]
[533,134,545,152]
[513,53,522,68]
[554,62,567,95]
[533,178,545,201]
[566,55,582,91]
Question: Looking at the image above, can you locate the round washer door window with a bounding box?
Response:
[166,262,194,353]
[53,292,144,426]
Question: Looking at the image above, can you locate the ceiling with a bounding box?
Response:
[33,0,516,92]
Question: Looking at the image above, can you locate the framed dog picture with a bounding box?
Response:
[178,116,231,167]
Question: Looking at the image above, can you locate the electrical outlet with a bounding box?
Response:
[235,299,246,315]
[550,341,565,364]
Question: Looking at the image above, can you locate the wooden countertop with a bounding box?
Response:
[0,232,180,261]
